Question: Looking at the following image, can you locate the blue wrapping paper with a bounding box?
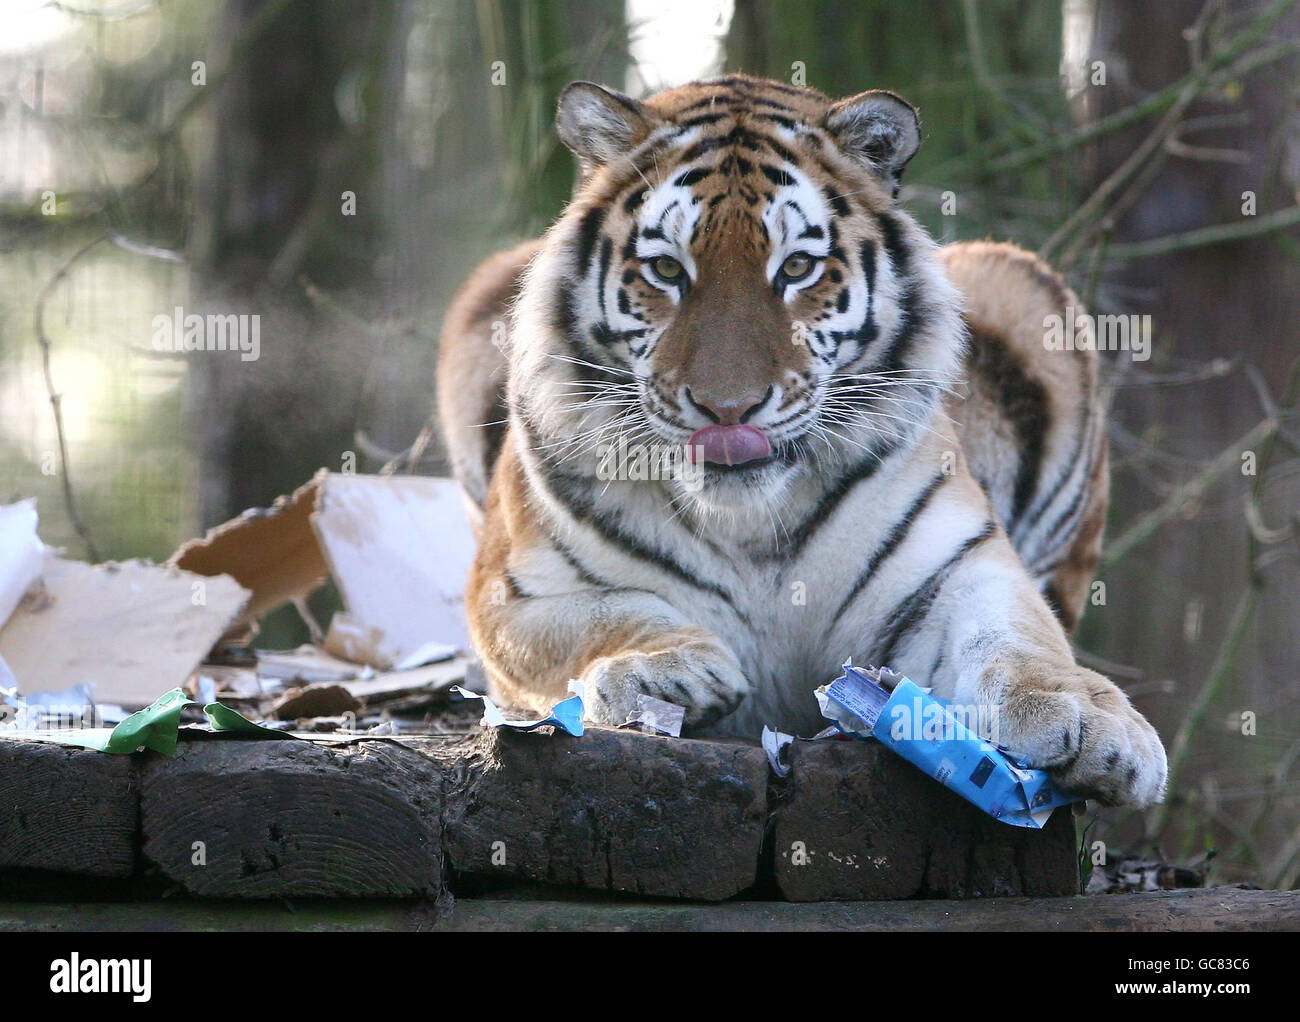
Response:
[815,662,1077,828]
[451,683,585,736]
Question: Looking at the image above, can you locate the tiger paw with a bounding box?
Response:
[579,643,749,730]
[994,665,1167,808]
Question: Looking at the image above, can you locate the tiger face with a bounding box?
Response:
[511,75,965,517]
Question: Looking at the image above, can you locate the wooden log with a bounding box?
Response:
[0,741,136,877]
[773,738,1078,900]
[1,887,1295,932]
[444,726,769,901]
[137,738,445,898]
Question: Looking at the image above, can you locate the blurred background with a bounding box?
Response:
[1,0,1297,888]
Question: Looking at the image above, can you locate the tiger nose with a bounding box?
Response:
[683,385,773,425]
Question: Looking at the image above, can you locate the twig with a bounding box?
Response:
[43,0,157,19]
[1267,819,1300,888]
[380,420,437,476]
[1247,356,1300,586]
[33,234,113,561]
[1041,89,1197,263]
[32,232,188,562]
[987,3,1300,176]
[353,430,401,464]
[1102,418,1277,565]
[1146,587,1259,838]
[1044,0,1298,262]
[1073,644,1146,681]
[1102,206,1300,262]
[1145,357,1300,840]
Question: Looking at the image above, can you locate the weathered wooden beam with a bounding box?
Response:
[1,887,1295,932]
[138,738,445,898]
[444,727,769,901]
[0,742,137,877]
[773,739,1078,900]
[2,725,1076,902]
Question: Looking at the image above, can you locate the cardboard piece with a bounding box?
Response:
[169,471,476,667]
[255,645,367,685]
[169,472,330,634]
[309,473,474,663]
[0,556,250,709]
[340,655,470,706]
[271,684,362,721]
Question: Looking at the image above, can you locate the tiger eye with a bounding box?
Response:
[651,256,684,281]
[781,253,814,280]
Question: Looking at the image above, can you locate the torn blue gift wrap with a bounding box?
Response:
[814,661,1079,829]
[451,683,585,736]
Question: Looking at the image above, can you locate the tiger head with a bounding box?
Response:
[510,75,965,516]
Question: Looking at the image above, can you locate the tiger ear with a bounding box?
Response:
[824,90,920,192]
[556,82,657,171]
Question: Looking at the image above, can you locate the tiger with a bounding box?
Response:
[435,74,1167,807]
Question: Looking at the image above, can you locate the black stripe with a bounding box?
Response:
[678,93,736,113]
[1016,355,1092,540]
[874,212,925,375]
[874,521,997,667]
[1022,402,1098,556]
[522,421,747,619]
[551,281,578,339]
[966,328,1050,526]
[575,206,606,270]
[623,187,646,213]
[927,624,949,683]
[828,239,877,354]
[832,471,948,623]
[753,112,799,131]
[504,571,527,598]
[759,131,800,165]
[678,112,730,128]
[824,186,850,217]
[551,535,609,588]
[673,167,714,187]
[680,126,761,162]
[718,153,754,176]
[1038,453,1092,553]
[595,237,612,317]
[590,322,646,348]
[707,75,805,96]
[760,164,795,187]
[877,211,909,274]
[774,439,901,561]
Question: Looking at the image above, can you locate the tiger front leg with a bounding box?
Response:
[580,636,750,729]
[922,545,1168,808]
[473,583,750,730]
[971,650,1168,807]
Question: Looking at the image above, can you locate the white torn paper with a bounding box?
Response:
[255,645,371,685]
[619,694,685,737]
[0,500,44,629]
[0,555,250,709]
[310,474,475,666]
[451,681,585,736]
[761,725,796,778]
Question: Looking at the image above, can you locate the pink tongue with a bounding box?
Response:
[687,425,773,466]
